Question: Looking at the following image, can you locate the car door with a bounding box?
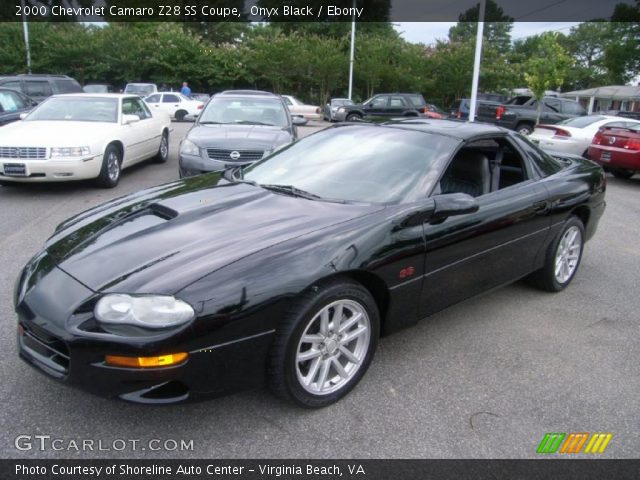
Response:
[161,93,181,118]
[418,135,552,318]
[388,96,409,117]
[24,80,53,103]
[363,95,389,118]
[0,90,30,125]
[540,98,564,124]
[120,97,157,164]
[144,94,162,113]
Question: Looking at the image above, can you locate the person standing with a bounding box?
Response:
[181,82,191,97]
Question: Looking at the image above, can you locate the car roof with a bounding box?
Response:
[220,89,274,96]
[370,119,511,140]
[49,93,135,100]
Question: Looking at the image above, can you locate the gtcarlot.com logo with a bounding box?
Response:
[537,432,613,454]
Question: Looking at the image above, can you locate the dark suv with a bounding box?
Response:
[0,74,82,103]
[334,93,427,122]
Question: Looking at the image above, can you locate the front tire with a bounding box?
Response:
[529,216,585,292]
[346,113,362,122]
[268,279,379,408]
[95,144,122,188]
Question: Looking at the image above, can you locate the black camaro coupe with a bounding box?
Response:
[15,120,606,407]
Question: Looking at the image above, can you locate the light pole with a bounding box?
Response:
[347,0,356,100]
[21,0,32,73]
[468,0,486,122]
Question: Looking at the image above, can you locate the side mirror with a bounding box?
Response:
[19,113,29,120]
[122,114,140,124]
[430,193,479,223]
[291,115,307,126]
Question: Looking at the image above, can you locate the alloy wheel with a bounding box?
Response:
[554,225,582,284]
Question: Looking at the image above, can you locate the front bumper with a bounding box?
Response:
[0,155,102,182]
[15,254,273,404]
[178,152,256,178]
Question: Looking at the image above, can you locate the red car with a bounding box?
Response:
[588,123,640,179]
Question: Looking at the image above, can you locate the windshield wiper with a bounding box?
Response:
[233,120,274,126]
[198,121,222,125]
[260,184,325,201]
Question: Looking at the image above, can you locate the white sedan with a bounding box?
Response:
[0,94,171,188]
[281,95,322,121]
[144,92,204,121]
[529,115,640,157]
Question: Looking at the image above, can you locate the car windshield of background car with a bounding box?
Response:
[199,98,288,127]
[244,126,457,204]
[25,97,118,122]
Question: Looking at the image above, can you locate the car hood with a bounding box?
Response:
[45,177,382,294]
[188,124,292,149]
[0,120,115,146]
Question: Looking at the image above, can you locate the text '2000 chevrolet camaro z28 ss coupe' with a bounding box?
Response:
[15,120,606,407]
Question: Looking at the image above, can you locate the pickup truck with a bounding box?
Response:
[476,96,586,135]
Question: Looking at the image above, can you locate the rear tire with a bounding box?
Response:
[611,168,635,179]
[175,110,187,122]
[528,216,585,292]
[268,278,379,408]
[95,144,122,188]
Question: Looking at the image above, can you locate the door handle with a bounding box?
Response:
[533,201,549,214]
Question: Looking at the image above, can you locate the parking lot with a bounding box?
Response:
[1,120,638,459]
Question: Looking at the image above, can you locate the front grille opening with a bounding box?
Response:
[20,325,70,377]
[206,148,264,162]
[120,381,189,404]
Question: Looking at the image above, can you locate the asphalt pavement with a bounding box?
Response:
[1,121,638,459]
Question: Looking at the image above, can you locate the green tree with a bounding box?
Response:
[448,0,514,53]
[523,33,573,123]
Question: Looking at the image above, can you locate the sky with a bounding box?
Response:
[394,22,581,45]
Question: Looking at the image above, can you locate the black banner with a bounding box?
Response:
[2,459,640,480]
[1,0,637,22]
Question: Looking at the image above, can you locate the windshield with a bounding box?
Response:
[556,116,606,128]
[25,97,118,122]
[125,84,155,95]
[198,96,288,127]
[243,125,457,204]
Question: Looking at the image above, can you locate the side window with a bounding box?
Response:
[122,98,150,119]
[369,96,388,108]
[146,94,160,103]
[0,91,27,111]
[389,96,407,107]
[53,79,80,93]
[163,94,180,103]
[562,101,585,115]
[25,81,52,98]
[543,98,561,112]
[2,80,23,93]
[513,134,563,177]
[439,137,532,198]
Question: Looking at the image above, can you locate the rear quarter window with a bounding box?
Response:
[406,95,426,107]
[513,134,564,177]
[53,79,82,94]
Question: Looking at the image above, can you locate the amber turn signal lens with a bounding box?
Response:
[105,352,188,368]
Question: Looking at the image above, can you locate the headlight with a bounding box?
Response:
[338,107,346,113]
[95,294,195,329]
[50,146,90,158]
[180,139,200,156]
